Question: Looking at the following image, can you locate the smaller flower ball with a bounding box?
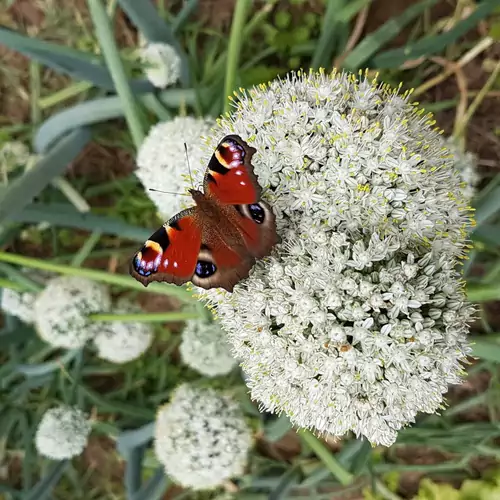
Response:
[35,405,91,460]
[1,288,37,324]
[92,298,153,363]
[179,319,236,377]
[34,276,111,349]
[135,116,214,218]
[154,384,252,490]
[446,138,480,200]
[140,42,181,88]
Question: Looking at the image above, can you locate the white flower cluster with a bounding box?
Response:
[0,141,33,172]
[136,116,213,218]
[154,384,252,490]
[140,42,181,88]
[194,70,474,446]
[35,405,91,460]
[93,297,153,363]
[446,138,480,200]
[179,319,236,377]
[1,288,37,324]
[34,276,111,349]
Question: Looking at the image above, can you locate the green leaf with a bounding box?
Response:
[473,186,500,228]
[125,446,145,498]
[311,0,347,69]
[0,128,91,223]
[268,467,302,500]
[117,422,154,455]
[117,0,190,86]
[343,0,437,70]
[470,337,500,363]
[337,0,373,23]
[0,27,151,93]
[373,1,499,68]
[24,461,69,500]
[34,90,198,153]
[172,0,199,34]
[264,414,293,442]
[472,224,500,247]
[9,203,151,242]
[16,349,81,377]
[467,282,500,303]
[131,467,169,500]
[0,326,35,347]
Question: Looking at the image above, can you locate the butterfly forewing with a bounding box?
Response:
[130,134,279,292]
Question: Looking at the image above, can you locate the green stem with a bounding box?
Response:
[0,251,193,302]
[223,0,251,114]
[87,0,145,149]
[39,81,94,110]
[299,430,354,486]
[89,310,199,322]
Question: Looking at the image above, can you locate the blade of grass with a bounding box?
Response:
[0,27,152,93]
[337,0,373,23]
[117,0,190,86]
[172,0,199,34]
[223,0,252,114]
[311,0,347,69]
[342,0,436,70]
[89,311,199,322]
[39,81,94,110]
[0,128,91,223]
[16,349,81,377]
[473,186,500,227]
[24,461,69,500]
[131,467,169,500]
[80,384,156,420]
[264,414,293,442]
[88,0,145,149]
[0,251,194,302]
[372,1,498,68]
[7,203,151,242]
[467,283,500,303]
[299,430,354,486]
[71,230,102,267]
[470,336,500,363]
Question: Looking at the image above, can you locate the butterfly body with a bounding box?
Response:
[130,135,279,292]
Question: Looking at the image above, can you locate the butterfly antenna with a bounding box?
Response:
[184,143,195,190]
[148,188,191,197]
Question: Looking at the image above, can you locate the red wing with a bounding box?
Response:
[130,208,202,287]
[203,135,261,205]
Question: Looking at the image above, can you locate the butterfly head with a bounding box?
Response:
[188,188,204,202]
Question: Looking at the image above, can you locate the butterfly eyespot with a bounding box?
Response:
[195,260,217,278]
[249,203,265,224]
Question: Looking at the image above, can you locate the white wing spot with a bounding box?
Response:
[173,261,178,268]
[235,170,243,176]
[240,181,246,186]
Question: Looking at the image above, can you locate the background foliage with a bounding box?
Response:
[1,0,500,499]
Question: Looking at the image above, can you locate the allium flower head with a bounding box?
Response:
[0,141,32,172]
[179,319,236,376]
[446,138,480,200]
[1,288,37,324]
[34,276,111,349]
[154,384,252,489]
[92,297,153,363]
[136,116,214,218]
[140,42,181,88]
[195,70,474,446]
[35,405,91,460]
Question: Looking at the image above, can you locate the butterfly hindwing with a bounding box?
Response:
[130,208,202,287]
[204,135,261,205]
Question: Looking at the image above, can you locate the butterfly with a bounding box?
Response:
[130,135,279,292]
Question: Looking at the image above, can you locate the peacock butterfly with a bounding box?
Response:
[130,135,279,292]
